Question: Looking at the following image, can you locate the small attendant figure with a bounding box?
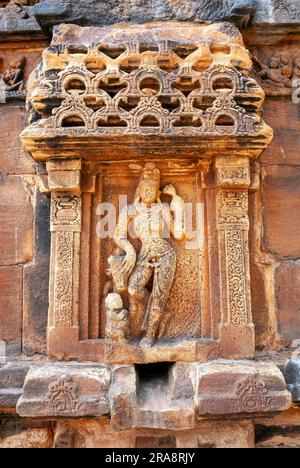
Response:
[105,293,129,343]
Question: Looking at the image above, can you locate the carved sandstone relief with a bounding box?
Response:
[252,45,300,97]
[107,163,190,348]
[0,56,26,103]
[23,22,271,158]
[0,0,40,32]
[20,22,273,363]
[49,191,82,330]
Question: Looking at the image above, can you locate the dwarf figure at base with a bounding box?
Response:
[105,293,129,343]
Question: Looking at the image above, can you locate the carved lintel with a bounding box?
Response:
[216,156,254,358]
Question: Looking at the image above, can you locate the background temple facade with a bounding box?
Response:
[0,0,300,449]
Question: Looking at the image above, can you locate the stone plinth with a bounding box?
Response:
[17,362,111,418]
[16,360,291,427]
[195,360,291,417]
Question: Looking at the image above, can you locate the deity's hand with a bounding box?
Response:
[120,246,136,277]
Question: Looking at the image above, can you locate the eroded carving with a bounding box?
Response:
[235,375,273,412]
[47,378,81,415]
[272,0,299,21]
[0,0,40,32]
[105,293,129,343]
[32,0,257,32]
[0,57,26,103]
[51,194,81,228]
[253,54,294,97]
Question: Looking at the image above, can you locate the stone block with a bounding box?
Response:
[262,166,300,260]
[33,0,257,32]
[17,362,111,418]
[0,105,35,175]
[196,420,254,449]
[259,101,300,166]
[109,365,137,431]
[0,361,30,411]
[0,175,33,266]
[169,362,195,400]
[0,419,53,449]
[0,266,23,355]
[23,191,50,355]
[195,360,291,417]
[275,263,300,345]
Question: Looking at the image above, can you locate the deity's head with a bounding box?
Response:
[136,163,160,205]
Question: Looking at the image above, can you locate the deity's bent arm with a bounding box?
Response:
[114,205,137,276]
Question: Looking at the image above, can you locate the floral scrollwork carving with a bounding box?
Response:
[235,375,273,412]
[54,232,73,327]
[47,378,81,415]
[51,194,81,227]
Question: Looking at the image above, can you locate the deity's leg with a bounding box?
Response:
[128,264,152,337]
[140,252,176,348]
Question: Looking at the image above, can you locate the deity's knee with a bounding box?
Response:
[128,284,140,299]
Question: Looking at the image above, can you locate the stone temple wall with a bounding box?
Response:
[0,0,300,449]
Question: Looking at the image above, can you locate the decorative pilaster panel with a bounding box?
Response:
[46,159,83,356]
[216,156,254,359]
[49,193,82,330]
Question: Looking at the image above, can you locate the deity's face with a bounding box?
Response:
[139,179,159,205]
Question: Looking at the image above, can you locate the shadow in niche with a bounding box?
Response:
[135,362,174,408]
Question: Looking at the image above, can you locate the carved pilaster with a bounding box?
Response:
[216,156,255,359]
[47,160,83,352]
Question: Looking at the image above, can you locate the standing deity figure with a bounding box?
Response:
[111,163,187,349]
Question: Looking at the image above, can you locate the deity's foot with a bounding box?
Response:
[139,336,155,349]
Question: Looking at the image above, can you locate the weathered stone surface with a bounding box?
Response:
[0,361,30,411]
[283,360,300,402]
[0,175,33,265]
[195,360,291,416]
[259,100,300,166]
[262,166,300,260]
[109,365,137,431]
[196,420,254,448]
[30,0,300,35]
[275,263,300,346]
[23,190,50,355]
[169,362,195,400]
[17,362,111,418]
[255,427,300,449]
[32,0,257,33]
[257,407,300,427]
[255,0,300,24]
[2,0,299,36]
[0,1,41,33]
[110,364,195,431]
[0,267,23,355]
[0,418,53,449]
[51,418,254,448]
[0,105,35,174]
